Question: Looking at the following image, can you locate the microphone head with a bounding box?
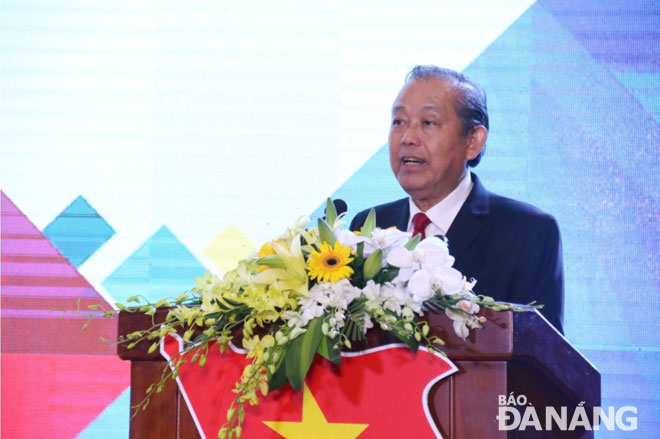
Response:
[333,199,348,216]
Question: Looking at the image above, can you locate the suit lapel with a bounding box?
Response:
[393,199,410,231]
[445,174,490,261]
[376,198,410,231]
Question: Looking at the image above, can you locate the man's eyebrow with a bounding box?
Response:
[391,105,443,114]
[421,105,442,113]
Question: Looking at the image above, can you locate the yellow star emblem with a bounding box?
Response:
[263,384,369,439]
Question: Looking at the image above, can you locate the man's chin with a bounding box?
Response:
[396,178,428,197]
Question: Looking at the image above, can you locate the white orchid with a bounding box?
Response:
[445,300,484,340]
[386,237,464,300]
[386,237,453,279]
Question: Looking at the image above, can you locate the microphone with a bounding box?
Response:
[332,199,348,217]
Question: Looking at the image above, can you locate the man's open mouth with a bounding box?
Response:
[402,157,425,165]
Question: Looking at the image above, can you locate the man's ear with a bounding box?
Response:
[465,125,488,161]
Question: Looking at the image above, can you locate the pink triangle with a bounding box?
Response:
[1,192,117,354]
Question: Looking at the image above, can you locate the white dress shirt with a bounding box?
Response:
[407,171,474,237]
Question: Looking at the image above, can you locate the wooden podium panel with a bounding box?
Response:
[117,309,600,439]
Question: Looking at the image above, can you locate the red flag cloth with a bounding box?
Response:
[162,333,457,438]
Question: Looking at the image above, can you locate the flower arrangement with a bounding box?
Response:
[118,200,527,439]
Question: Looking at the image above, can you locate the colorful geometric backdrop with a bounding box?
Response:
[1,0,658,437]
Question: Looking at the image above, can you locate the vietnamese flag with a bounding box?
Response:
[162,333,457,438]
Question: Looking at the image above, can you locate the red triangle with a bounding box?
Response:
[1,353,129,439]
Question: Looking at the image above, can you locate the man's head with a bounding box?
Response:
[389,65,488,210]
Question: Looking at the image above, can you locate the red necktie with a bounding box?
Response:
[412,212,431,240]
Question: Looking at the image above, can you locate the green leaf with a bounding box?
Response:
[392,328,420,353]
[360,209,376,237]
[325,198,337,227]
[285,317,323,391]
[267,360,288,392]
[374,266,399,283]
[127,295,140,303]
[405,233,421,250]
[362,249,383,281]
[356,241,365,259]
[257,255,286,269]
[317,219,337,246]
[317,335,341,365]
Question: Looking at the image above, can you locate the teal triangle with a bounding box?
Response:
[102,225,206,304]
[75,387,130,439]
[43,196,115,267]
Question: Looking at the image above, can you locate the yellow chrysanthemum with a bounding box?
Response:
[307,241,355,283]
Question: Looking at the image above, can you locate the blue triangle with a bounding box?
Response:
[43,196,115,267]
[75,386,130,439]
[103,225,206,305]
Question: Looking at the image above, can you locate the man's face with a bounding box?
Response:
[389,78,480,210]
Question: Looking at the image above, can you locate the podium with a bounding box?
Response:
[117,308,600,438]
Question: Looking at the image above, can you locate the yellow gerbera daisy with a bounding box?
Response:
[307,241,355,283]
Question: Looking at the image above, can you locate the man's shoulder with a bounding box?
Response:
[486,191,559,231]
[349,198,408,231]
[353,197,408,217]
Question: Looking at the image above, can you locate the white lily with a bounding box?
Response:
[335,229,368,253]
[336,227,412,260]
[253,235,308,296]
[364,228,412,258]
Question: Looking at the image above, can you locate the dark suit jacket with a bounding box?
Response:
[349,174,564,333]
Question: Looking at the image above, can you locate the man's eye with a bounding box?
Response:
[392,119,403,126]
[423,120,435,126]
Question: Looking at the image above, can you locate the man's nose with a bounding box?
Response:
[401,122,421,146]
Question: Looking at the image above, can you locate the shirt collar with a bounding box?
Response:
[407,171,474,235]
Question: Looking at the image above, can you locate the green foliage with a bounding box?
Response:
[405,233,421,250]
[317,334,341,365]
[362,249,382,281]
[324,198,337,226]
[342,298,368,342]
[285,317,323,391]
[360,209,376,237]
[317,218,337,245]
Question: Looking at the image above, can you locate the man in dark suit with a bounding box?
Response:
[350,66,564,333]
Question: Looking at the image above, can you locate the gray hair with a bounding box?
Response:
[405,65,488,167]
